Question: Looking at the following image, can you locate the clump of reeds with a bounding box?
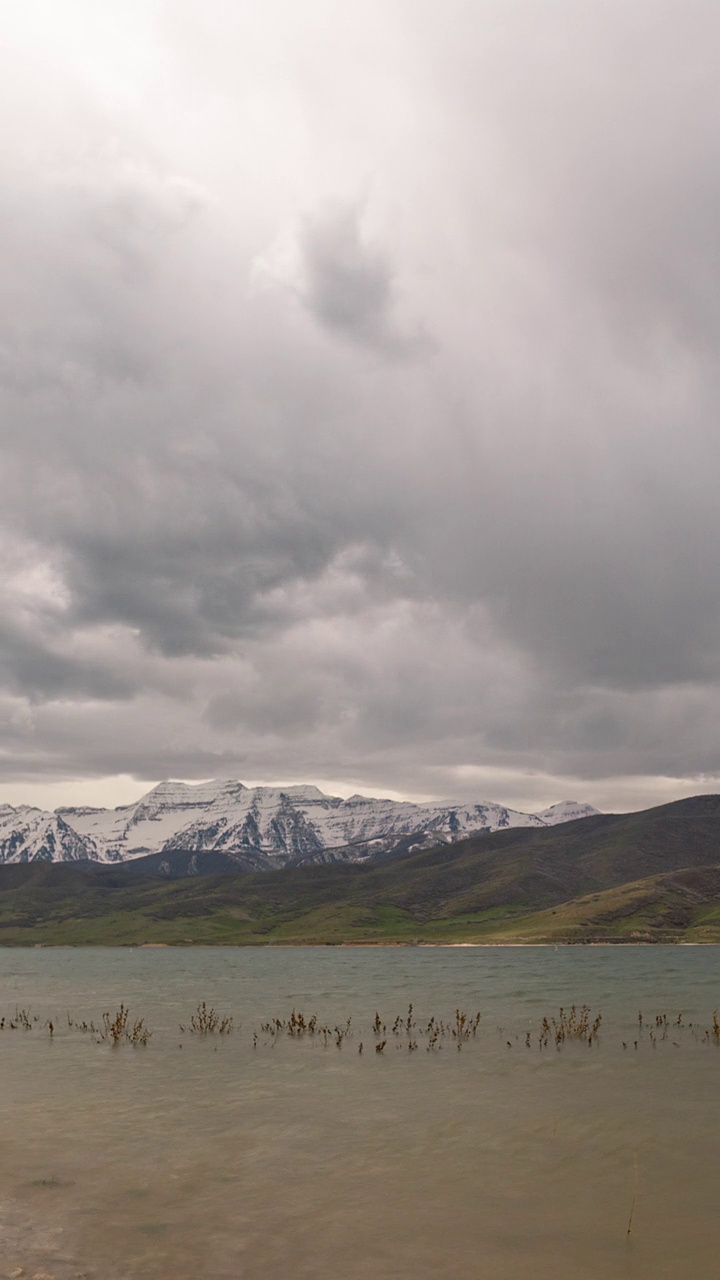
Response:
[451,1009,482,1049]
[0,1007,37,1030]
[538,1005,602,1049]
[287,1009,317,1036]
[426,1017,442,1051]
[334,1018,352,1047]
[260,1011,317,1036]
[181,1001,233,1035]
[66,1005,151,1045]
[97,1004,151,1046]
[250,1003,489,1056]
[67,1012,100,1036]
[258,1011,324,1044]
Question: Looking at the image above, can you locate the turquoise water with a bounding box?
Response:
[1,945,719,1278]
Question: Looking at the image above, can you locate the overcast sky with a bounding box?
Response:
[2,0,720,815]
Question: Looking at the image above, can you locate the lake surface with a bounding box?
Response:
[1,945,719,1279]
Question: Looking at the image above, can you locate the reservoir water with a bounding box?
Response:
[1,944,719,1279]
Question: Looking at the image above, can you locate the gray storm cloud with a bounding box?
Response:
[287,201,434,359]
[1,0,720,811]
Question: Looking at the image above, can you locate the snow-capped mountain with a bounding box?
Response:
[534,800,600,825]
[0,780,600,868]
[0,805,97,864]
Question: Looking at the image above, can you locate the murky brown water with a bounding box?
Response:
[1,946,719,1278]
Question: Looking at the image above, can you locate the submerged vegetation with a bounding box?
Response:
[180,1001,233,1035]
[64,1004,151,1045]
[5,1000,720,1058]
[98,1004,152,1045]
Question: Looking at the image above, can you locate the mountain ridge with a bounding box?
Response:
[0,779,599,869]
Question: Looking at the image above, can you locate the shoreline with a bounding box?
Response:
[4,938,718,949]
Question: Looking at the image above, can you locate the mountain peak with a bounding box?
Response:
[278,784,327,800]
[143,778,247,804]
[537,800,600,824]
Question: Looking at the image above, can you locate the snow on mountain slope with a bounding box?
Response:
[62,781,599,865]
[535,801,599,824]
[0,805,97,864]
[0,781,601,867]
[60,779,249,862]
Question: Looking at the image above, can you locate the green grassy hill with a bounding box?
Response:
[2,795,720,944]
